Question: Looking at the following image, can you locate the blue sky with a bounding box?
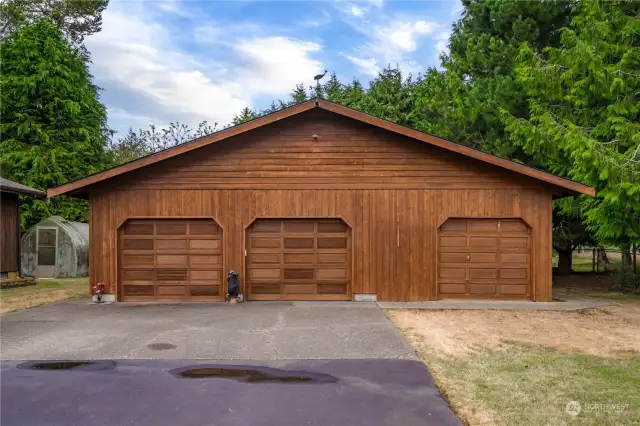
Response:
[86,0,463,136]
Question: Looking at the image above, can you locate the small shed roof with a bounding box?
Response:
[0,178,46,198]
[47,99,595,199]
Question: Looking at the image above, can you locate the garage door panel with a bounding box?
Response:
[283,253,315,264]
[499,285,528,295]
[121,269,155,281]
[468,220,498,233]
[250,268,281,280]
[156,222,187,235]
[156,255,186,266]
[469,268,497,279]
[155,268,187,281]
[317,221,348,233]
[123,285,154,296]
[500,252,528,264]
[469,252,497,263]
[190,286,220,297]
[500,237,528,249]
[439,219,466,233]
[469,236,498,249]
[157,286,186,296]
[251,238,281,249]
[283,268,314,280]
[317,237,347,249]
[122,239,154,250]
[500,268,528,279]
[317,284,347,295]
[252,284,281,294]
[284,238,314,249]
[440,236,466,248]
[251,253,280,264]
[122,255,154,269]
[123,222,154,235]
[318,253,348,264]
[189,270,221,281]
[439,283,466,294]
[469,284,496,295]
[119,219,223,301]
[155,239,188,251]
[189,239,219,250]
[317,268,346,279]
[499,220,529,233]
[439,252,467,263]
[439,267,465,279]
[439,218,531,300]
[247,219,350,300]
[189,222,220,235]
[284,284,314,294]
[189,255,220,268]
[283,220,315,233]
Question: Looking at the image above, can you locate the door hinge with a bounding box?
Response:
[244,249,247,257]
[498,220,501,230]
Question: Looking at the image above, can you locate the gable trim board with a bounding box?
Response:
[47,100,594,302]
[48,99,594,199]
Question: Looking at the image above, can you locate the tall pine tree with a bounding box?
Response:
[0,19,109,229]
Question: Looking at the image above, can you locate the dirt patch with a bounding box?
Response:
[387,303,640,358]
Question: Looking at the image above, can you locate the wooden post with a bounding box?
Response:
[592,247,596,272]
[633,243,637,275]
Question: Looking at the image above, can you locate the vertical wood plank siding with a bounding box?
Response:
[88,109,554,301]
[1,193,19,273]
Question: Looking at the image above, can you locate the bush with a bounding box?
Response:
[613,269,640,293]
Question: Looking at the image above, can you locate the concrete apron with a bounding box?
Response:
[378,293,607,311]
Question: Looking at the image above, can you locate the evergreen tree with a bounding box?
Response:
[290,83,308,104]
[232,107,258,125]
[1,0,109,55]
[502,0,640,249]
[0,19,109,229]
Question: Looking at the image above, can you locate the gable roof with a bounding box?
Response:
[1,178,46,198]
[48,99,595,198]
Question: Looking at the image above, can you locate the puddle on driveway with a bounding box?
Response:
[169,365,338,384]
[147,343,177,350]
[17,360,117,371]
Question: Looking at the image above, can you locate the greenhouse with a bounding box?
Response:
[20,216,89,278]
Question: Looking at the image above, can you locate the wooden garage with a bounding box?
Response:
[47,99,594,302]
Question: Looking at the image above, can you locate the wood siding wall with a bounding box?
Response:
[88,109,554,301]
[1,193,19,273]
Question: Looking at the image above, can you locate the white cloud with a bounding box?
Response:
[86,4,324,135]
[344,55,379,77]
[349,5,365,17]
[345,18,439,76]
[377,20,437,53]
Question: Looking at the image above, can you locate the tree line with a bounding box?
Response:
[1,0,638,276]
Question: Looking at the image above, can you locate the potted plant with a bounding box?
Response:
[93,282,106,303]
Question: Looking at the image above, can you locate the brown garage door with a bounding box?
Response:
[438,218,531,299]
[246,219,351,301]
[118,219,222,301]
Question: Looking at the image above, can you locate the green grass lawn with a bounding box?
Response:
[423,343,640,425]
[0,278,89,314]
[389,287,640,426]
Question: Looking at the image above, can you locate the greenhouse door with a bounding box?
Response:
[36,227,57,278]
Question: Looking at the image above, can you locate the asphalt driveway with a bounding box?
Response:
[1,299,460,426]
[1,299,415,360]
